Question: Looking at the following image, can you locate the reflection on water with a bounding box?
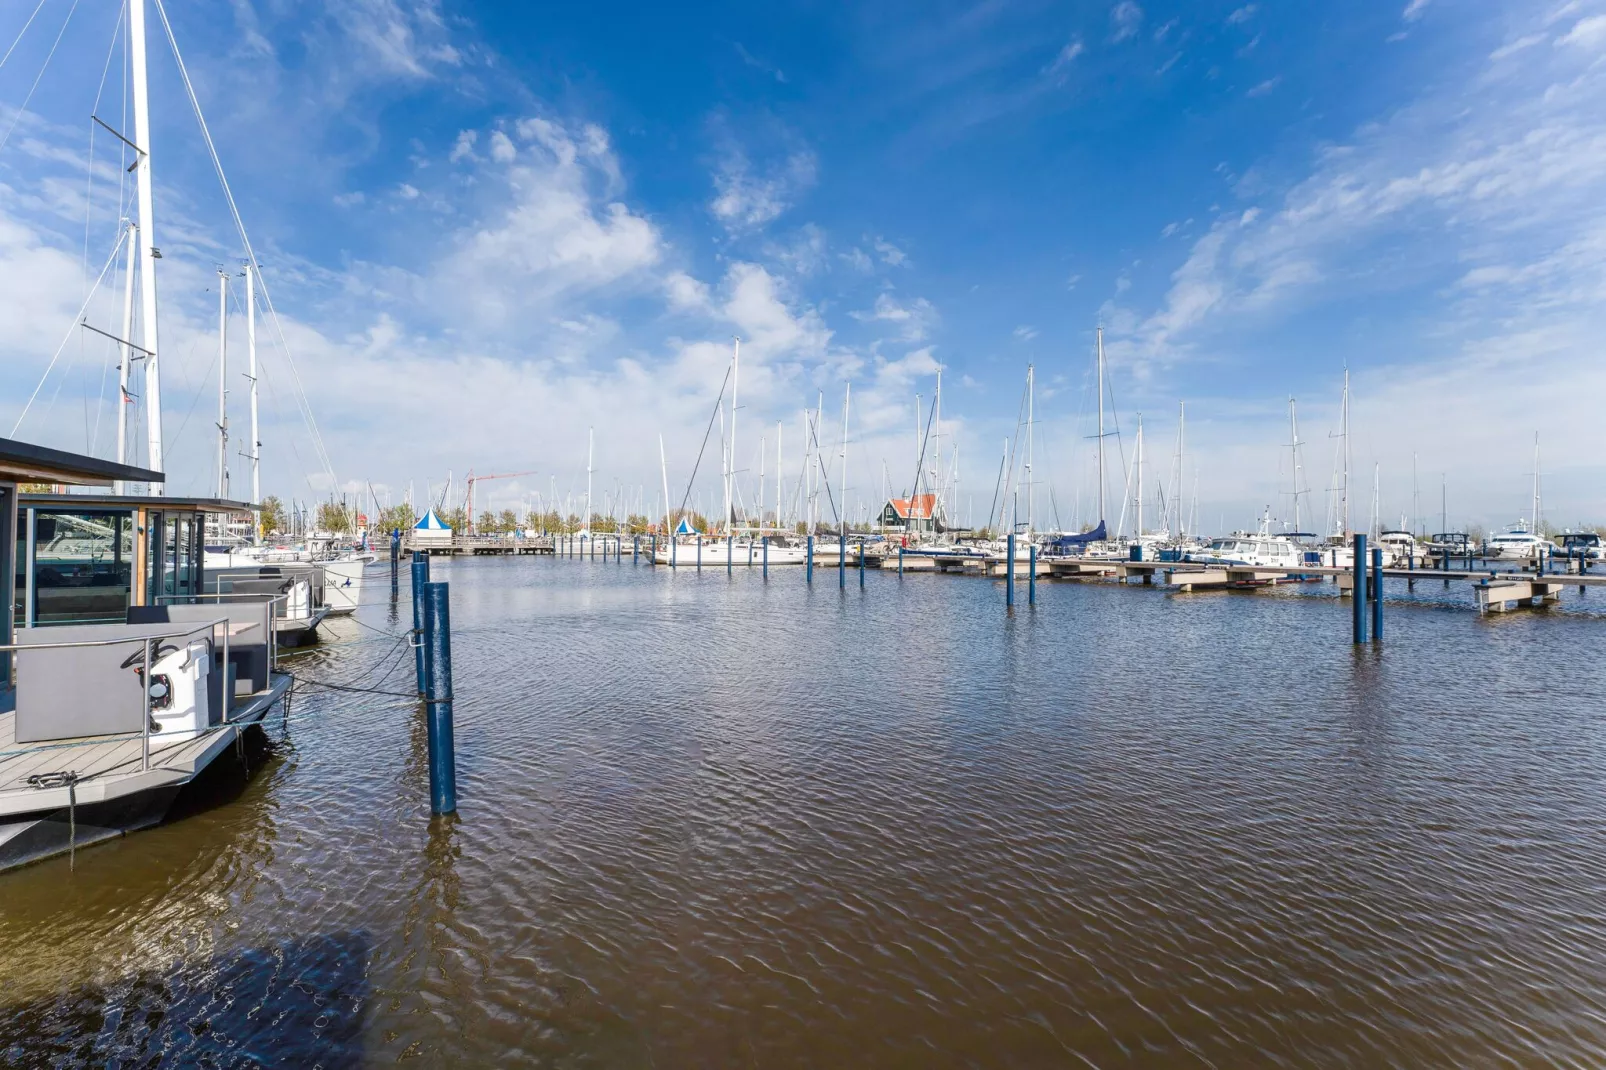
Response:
[3,558,1606,1065]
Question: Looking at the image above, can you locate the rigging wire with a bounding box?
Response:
[0,0,80,157]
[0,0,50,77]
[12,226,130,435]
[151,0,338,494]
[85,3,126,457]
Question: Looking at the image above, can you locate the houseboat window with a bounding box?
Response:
[19,510,134,626]
[147,511,205,602]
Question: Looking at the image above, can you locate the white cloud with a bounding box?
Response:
[488,130,517,163]
[1013,325,1039,341]
[840,247,873,272]
[1044,39,1085,80]
[1110,1,1144,42]
[1246,76,1281,97]
[397,182,420,199]
[709,146,818,233]
[449,130,478,163]
[852,293,937,342]
[1227,5,1257,25]
[1491,33,1547,60]
[1556,15,1606,48]
[873,237,908,266]
[1401,0,1430,22]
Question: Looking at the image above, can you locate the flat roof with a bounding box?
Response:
[0,436,162,487]
[19,492,254,515]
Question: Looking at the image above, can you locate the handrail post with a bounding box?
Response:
[141,637,152,771]
[423,581,457,815]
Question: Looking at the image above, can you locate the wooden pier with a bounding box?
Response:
[401,534,555,557]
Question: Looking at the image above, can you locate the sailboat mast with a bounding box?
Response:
[1342,368,1351,536]
[840,383,850,535]
[246,262,260,506]
[1532,432,1540,531]
[1177,400,1186,539]
[585,426,594,535]
[115,221,137,494]
[1288,397,1301,532]
[730,337,740,531]
[1135,413,1143,538]
[215,270,229,498]
[1026,364,1035,536]
[130,0,164,490]
[1096,327,1106,524]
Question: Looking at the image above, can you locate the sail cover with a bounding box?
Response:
[1047,520,1107,550]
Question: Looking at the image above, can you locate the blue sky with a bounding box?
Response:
[2,0,1604,533]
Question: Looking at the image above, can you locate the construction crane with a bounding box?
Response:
[465,470,536,533]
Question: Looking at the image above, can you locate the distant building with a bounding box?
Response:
[879,494,939,533]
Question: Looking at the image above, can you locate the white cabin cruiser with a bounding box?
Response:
[1185,515,1306,569]
[1484,522,1555,561]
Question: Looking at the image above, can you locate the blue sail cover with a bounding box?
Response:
[1047,521,1106,551]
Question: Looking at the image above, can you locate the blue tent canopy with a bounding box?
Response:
[1047,521,1106,551]
[674,516,699,536]
[415,508,451,531]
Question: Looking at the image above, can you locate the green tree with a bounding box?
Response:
[375,503,415,536]
[258,495,287,537]
[498,508,519,532]
[445,507,469,531]
[316,499,352,533]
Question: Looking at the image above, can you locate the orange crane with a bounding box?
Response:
[465,469,536,533]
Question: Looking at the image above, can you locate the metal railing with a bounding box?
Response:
[2,618,230,773]
[156,590,287,670]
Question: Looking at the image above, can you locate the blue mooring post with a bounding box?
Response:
[422,581,457,816]
[1352,533,1367,644]
[1029,544,1037,605]
[762,536,769,579]
[807,535,814,583]
[412,552,430,693]
[696,535,702,569]
[859,540,866,587]
[633,536,638,564]
[1006,533,1016,607]
[1371,545,1383,643]
[839,533,846,588]
[390,530,400,593]
[898,547,905,578]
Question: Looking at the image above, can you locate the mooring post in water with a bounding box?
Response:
[762,536,769,579]
[412,552,430,693]
[839,533,847,589]
[633,536,638,564]
[1029,544,1037,605]
[898,547,904,578]
[807,535,814,583]
[390,530,400,593]
[423,581,457,816]
[1352,533,1367,644]
[859,540,866,587]
[1371,545,1384,643]
[696,535,702,569]
[1006,532,1016,607]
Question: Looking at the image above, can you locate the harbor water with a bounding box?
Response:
[5,557,1606,1066]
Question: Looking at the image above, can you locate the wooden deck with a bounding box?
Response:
[0,674,292,817]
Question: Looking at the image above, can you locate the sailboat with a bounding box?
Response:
[653,338,808,566]
[1484,433,1557,561]
[1044,327,1114,558]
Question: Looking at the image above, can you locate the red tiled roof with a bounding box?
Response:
[886,494,937,520]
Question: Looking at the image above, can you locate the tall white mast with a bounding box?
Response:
[758,432,765,529]
[1025,365,1035,537]
[1172,400,1185,539]
[114,220,138,493]
[776,420,783,528]
[932,369,943,520]
[1532,432,1541,530]
[585,426,594,535]
[215,270,229,498]
[1135,413,1143,538]
[130,0,164,491]
[1288,397,1302,532]
[1342,368,1351,536]
[245,262,260,506]
[731,337,740,531]
[840,383,851,534]
[1096,327,1106,524]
